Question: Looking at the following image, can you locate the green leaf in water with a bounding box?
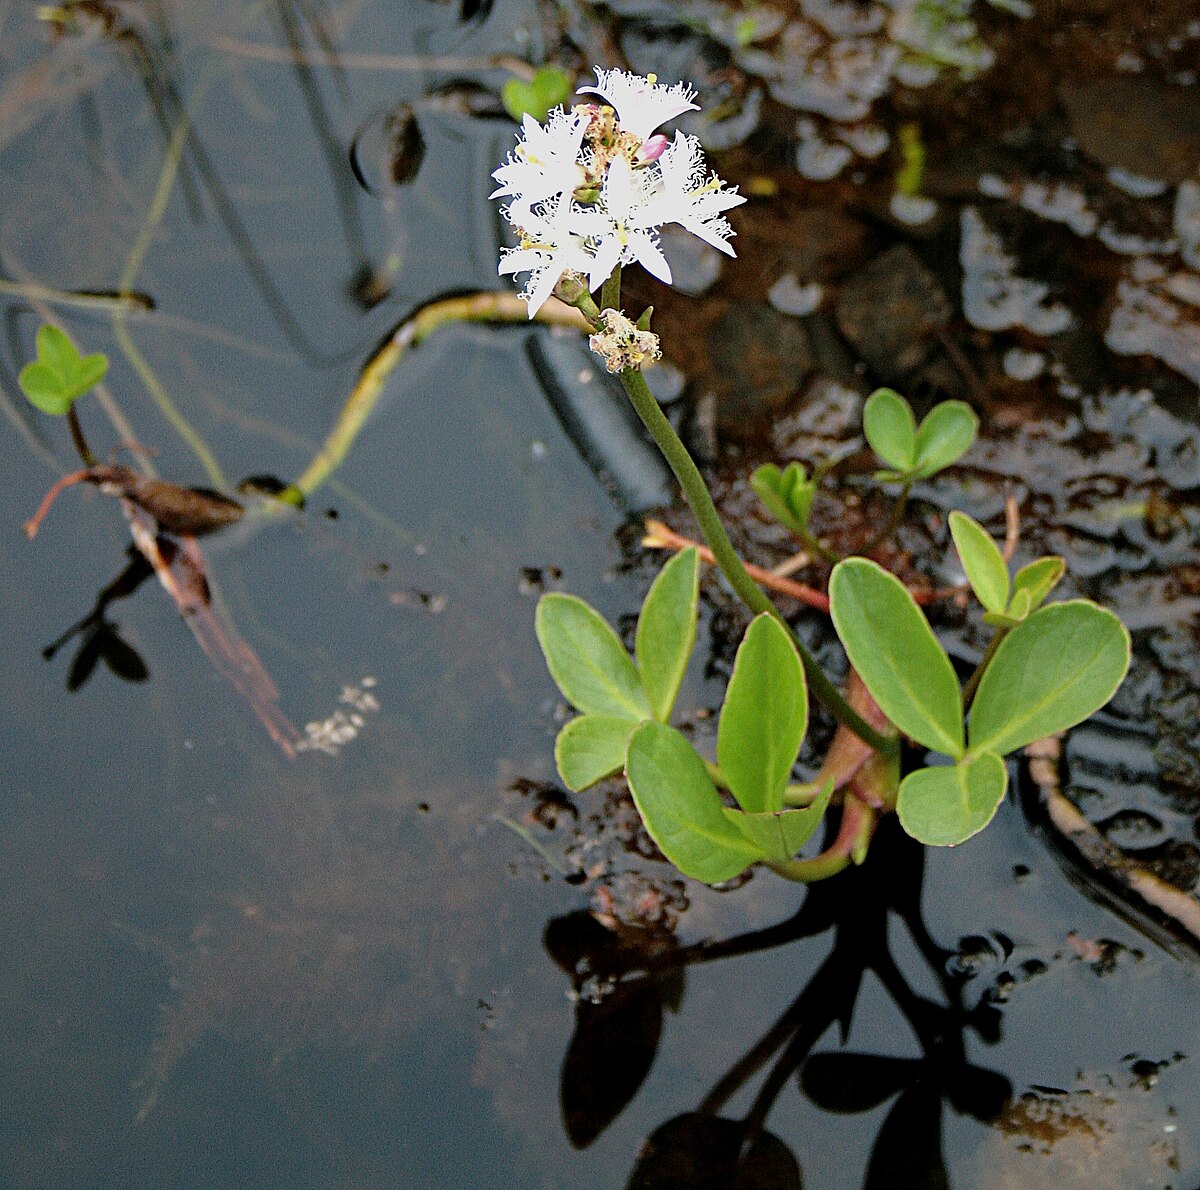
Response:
[555,714,636,791]
[863,388,917,473]
[625,721,762,883]
[724,780,834,863]
[912,400,978,478]
[750,462,815,536]
[19,324,108,415]
[949,511,1009,614]
[829,558,964,758]
[536,594,651,720]
[501,66,572,123]
[1010,556,1065,613]
[635,548,699,723]
[967,600,1131,757]
[897,752,1008,846]
[716,614,808,814]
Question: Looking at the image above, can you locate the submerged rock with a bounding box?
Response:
[1059,77,1200,186]
[835,243,952,381]
[708,303,814,441]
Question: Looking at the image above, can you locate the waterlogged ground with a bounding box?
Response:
[2,1,1200,1187]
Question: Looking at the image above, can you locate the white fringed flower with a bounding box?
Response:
[576,68,699,142]
[572,155,673,291]
[649,131,746,256]
[490,108,589,224]
[492,67,745,314]
[497,196,592,317]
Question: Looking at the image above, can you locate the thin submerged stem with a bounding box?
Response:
[66,407,96,467]
[863,477,912,554]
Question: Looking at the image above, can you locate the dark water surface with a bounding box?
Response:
[3,2,1200,1188]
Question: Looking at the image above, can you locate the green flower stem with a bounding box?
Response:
[616,360,896,753]
[962,626,1008,710]
[574,266,893,753]
[783,781,825,807]
[67,407,96,467]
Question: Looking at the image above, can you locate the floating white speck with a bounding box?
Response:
[795,118,853,179]
[1174,180,1200,269]
[298,677,382,755]
[768,273,824,315]
[1106,167,1168,198]
[1002,347,1046,381]
[1106,260,1200,385]
[890,192,938,225]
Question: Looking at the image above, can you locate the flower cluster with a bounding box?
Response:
[494,68,746,317]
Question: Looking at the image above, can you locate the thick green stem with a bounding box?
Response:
[617,364,896,754]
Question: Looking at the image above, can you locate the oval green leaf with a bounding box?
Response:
[1011,556,1065,613]
[18,361,73,415]
[717,614,808,814]
[863,388,917,472]
[897,752,1008,846]
[625,721,762,883]
[555,715,635,791]
[636,548,699,722]
[948,511,1009,614]
[829,558,964,757]
[912,400,978,478]
[536,594,651,720]
[967,600,1131,757]
[724,779,834,862]
[36,323,78,374]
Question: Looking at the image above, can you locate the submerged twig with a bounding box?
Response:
[642,519,963,611]
[1027,735,1200,951]
[285,291,590,503]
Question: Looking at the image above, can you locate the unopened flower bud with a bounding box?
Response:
[551,271,590,307]
[638,134,669,163]
[588,307,662,373]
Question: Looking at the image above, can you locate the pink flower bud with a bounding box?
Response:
[638,134,669,163]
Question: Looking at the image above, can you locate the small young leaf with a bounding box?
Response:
[896,752,1008,846]
[751,462,814,536]
[912,400,978,478]
[19,324,109,414]
[949,511,1009,614]
[863,388,917,472]
[724,780,834,862]
[18,361,74,415]
[625,721,762,883]
[1011,556,1065,612]
[555,715,635,791]
[536,594,651,720]
[75,352,109,392]
[717,614,808,814]
[501,66,571,122]
[829,559,964,758]
[636,548,699,722]
[36,324,77,374]
[1007,588,1032,620]
[968,600,1131,757]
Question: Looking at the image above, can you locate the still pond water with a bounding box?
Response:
[3,1,1200,1187]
